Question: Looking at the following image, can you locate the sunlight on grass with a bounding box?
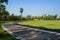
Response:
[20,20,60,29]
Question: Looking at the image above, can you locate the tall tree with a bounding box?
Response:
[54,14,57,18]
[0,0,8,20]
[20,8,23,21]
[26,15,32,20]
[0,0,8,13]
[0,0,8,4]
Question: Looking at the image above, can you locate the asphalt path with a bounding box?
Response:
[2,23,60,40]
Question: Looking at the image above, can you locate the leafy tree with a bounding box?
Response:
[54,14,57,19]
[26,15,32,20]
[34,16,38,19]
[0,0,8,4]
[40,15,43,19]
[0,0,8,13]
[38,16,41,20]
[0,4,5,13]
[0,0,8,20]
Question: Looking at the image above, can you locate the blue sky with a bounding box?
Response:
[6,0,60,17]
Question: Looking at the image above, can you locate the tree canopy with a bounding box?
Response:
[0,0,8,4]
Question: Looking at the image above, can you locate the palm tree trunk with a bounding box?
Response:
[21,13,22,21]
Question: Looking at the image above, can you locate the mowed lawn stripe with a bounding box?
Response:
[20,20,60,29]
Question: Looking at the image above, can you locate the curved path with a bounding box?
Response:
[2,22,60,40]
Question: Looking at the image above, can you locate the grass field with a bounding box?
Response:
[20,20,60,29]
[0,21,16,40]
[0,20,60,40]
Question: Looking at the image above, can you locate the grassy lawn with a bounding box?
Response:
[0,20,60,40]
[20,20,60,29]
[0,21,16,40]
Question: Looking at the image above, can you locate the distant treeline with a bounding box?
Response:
[0,12,60,21]
[0,0,60,21]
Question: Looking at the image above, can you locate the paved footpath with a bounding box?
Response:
[2,23,60,40]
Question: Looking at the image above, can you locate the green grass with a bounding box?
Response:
[0,21,16,40]
[0,20,60,40]
[0,21,6,32]
[20,20,60,29]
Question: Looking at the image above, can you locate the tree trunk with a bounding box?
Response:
[21,13,22,21]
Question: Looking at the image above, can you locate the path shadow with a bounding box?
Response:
[18,24,60,33]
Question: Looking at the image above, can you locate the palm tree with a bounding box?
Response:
[20,8,23,21]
